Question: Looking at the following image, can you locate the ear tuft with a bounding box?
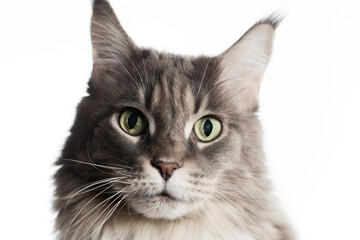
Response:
[256,12,285,30]
[217,16,282,113]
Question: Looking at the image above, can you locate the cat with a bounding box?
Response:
[53,0,294,239]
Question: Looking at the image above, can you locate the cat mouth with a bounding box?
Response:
[131,190,189,219]
[155,191,177,201]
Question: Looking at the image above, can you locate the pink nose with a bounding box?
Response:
[152,161,180,181]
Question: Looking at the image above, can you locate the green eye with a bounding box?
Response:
[193,117,222,142]
[119,109,147,136]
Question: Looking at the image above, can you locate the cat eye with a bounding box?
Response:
[119,109,147,136]
[193,117,222,142]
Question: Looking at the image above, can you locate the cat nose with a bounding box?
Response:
[152,160,180,181]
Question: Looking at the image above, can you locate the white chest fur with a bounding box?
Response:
[101,214,256,240]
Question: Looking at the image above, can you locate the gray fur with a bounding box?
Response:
[53,1,293,239]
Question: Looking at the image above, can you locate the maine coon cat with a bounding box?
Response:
[54,0,293,239]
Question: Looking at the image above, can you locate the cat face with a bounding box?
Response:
[89,53,248,219]
[54,0,279,231]
[79,49,248,220]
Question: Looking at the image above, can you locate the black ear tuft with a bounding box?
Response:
[217,15,280,113]
[256,12,285,30]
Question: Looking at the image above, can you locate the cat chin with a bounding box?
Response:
[129,196,192,220]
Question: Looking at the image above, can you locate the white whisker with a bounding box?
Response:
[196,58,211,100]
[63,185,112,240]
[65,177,120,208]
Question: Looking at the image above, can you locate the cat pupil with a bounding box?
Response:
[128,112,138,129]
[203,119,213,137]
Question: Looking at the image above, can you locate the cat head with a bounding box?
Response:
[55,0,280,223]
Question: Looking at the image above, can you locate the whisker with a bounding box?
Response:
[82,192,126,239]
[196,58,211,100]
[140,50,150,94]
[63,185,112,240]
[212,191,269,240]
[215,186,264,202]
[60,158,132,175]
[76,190,124,238]
[84,134,112,175]
[91,193,129,238]
[65,177,121,208]
[152,56,159,83]
[105,155,136,170]
[79,152,116,176]
[200,200,220,236]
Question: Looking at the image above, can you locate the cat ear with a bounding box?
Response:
[91,0,137,66]
[217,17,281,113]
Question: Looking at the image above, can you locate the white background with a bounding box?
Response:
[1,0,359,239]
